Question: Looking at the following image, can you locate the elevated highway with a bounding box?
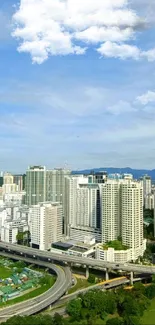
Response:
[0,252,72,322]
[0,242,155,275]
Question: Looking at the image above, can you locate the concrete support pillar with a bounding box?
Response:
[105,268,109,281]
[130,271,134,286]
[86,266,89,279]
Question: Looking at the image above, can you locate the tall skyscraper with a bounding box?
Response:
[101,180,120,243]
[64,175,88,231]
[65,175,101,241]
[120,180,144,260]
[46,168,71,203]
[142,175,152,197]
[76,184,99,228]
[25,166,46,205]
[30,202,63,250]
[46,168,71,233]
[101,178,145,260]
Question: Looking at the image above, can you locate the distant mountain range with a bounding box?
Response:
[72,167,155,180]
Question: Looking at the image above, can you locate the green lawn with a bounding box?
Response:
[141,298,155,325]
[0,265,12,279]
[0,276,55,307]
[68,278,92,294]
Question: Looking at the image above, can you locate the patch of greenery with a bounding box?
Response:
[68,278,92,294]
[103,240,129,251]
[0,266,12,279]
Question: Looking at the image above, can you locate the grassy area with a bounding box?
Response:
[0,276,55,308]
[0,265,12,279]
[68,278,92,294]
[141,298,155,325]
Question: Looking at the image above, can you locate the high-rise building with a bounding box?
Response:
[2,173,18,194]
[46,168,71,233]
[64,175,88,231]
[120,180,144,260]
[101,180,120,243]
[142,175,152,197]
[87,171,107,184]
[30,202,63,250]
[13,175,24,191]
[144,193,154,210]
[25,166,46,205]
[76,184,99,228]
[3,173,14,185]
[46,168,70,204]
[101,178,145,260]
[65,175,101,241]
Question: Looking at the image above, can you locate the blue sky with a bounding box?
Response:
[1,0,155,173]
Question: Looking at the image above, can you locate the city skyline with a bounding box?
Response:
[1,0,155,171]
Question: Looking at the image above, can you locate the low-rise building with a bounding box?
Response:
[95,240,147,263]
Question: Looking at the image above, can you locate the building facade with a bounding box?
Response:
[25,166,46,205]
[101,180,120,243]
[101,178,145,261]
[30,202,63,250]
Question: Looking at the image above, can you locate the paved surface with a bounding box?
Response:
[0,242,155,275]
[0,252,72,322]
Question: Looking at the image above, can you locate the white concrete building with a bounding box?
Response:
[96,241,146,263]
[2,172,18,195]
[76,184,99,228]
[101,179,146,261]
[120,180,144,260]
[1,220,28,244]
[65,175,101,239]
[101,180,120,243]
[64,175,88,231]
[30,202,63,250]
[69,226,101,242]
[3,191,26,205]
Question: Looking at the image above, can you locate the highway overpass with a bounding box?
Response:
[0,252,72,322]
[0,242,155,277]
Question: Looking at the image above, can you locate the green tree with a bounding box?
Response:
[106,317,124,325]
[123,316,140,325]
[66,298,82,320]
[53,313,64,325]
[121,296,141,317]
[16,232,24,245]
[145,284,155,299]
[88,274,95,283]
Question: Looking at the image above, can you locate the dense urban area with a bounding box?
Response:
[0,168,154,324]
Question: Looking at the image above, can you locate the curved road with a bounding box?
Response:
[0,252,72,321]
[0,242,155,275]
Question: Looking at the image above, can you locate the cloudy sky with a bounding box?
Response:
[1,0,155,172]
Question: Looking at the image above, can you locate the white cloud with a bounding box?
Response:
[136,90,155,105]
[12,0,152,64]
[97,42,141,59]
[75,27,134,43]
[98,42,155,61]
